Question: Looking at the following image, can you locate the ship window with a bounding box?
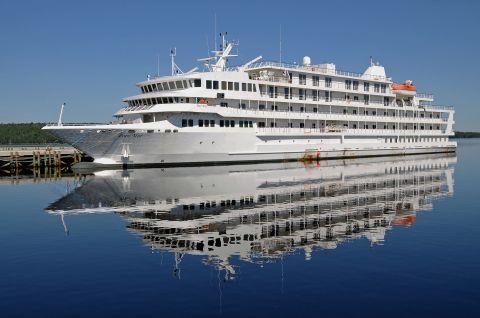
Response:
[188,119,194,127]
[230,120,235,127]
[284,87,289,99]
[300,123,304,128]
[206,80,212,89]
[249,121,253,127]
[183,80,188,88]
[182,119,187,127]
[325,77,332,88]
[234,82,239,91]
[353,81,359,90]
[228,82,233,90]
[225,120,230,127]
[374,84,380,93]
[248,83,253,92]
[253,84,257,92]
[364,82,370,91]
[313,75,320,86]
[221,81,227,90]
[299,74,306,85]
[141,86,145,93]
[313,107,318,113]
[176,81,183,89]
[259,104,265,110]
[168,97,174,103]
[213,80,219,89]
[220,102,228,107]
[198,119,204,127]
[345,80,352,90]
[194,79,201,87]
[204,120,210,127]
[381,84,387,93]
[239,121,244,127]
[242,83,247,91]
[210,120,215,127]
[220,120,225,127]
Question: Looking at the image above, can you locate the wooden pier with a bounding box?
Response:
[0,145,86,172]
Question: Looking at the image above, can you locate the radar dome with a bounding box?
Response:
[303,56,311,66]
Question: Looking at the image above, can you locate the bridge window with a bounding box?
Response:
[221,81,227,90]
[234,82,239,91]
[228,82,233,90]
[193,79,201,87]
[206,80,212,89]
[210,120,215,127]
[248,83,253,92]
[242,83,247,91]
[182,119,187,127]
[188,119,193,127]
[198,119,204,127]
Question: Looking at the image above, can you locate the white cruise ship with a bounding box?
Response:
[43,34,456,166]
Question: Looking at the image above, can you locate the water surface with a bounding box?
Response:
[1,140,479,317]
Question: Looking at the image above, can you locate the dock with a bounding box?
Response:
[0,145,85,171]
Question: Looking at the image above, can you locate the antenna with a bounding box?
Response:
[171,48,176,76]
[57,102,65,126]
[214,13,217,52]
[370,56,373,66]
[279,24,282,63]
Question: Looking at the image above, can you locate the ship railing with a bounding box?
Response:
[43,123,104,127]
[242,60,390,81]
[422,105,454,111]
[258,93,392,106]
[218,106,448,123]
[416,93,434,99]
[257,128,448,135]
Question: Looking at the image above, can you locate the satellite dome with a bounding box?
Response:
[303,56,311,66]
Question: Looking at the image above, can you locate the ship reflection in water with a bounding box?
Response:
[46,153,455,279]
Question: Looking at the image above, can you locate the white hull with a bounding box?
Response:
[47,127,456,167]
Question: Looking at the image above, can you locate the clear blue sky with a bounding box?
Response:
[1,0,479,130]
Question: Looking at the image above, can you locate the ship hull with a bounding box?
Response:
[45,127,456,167]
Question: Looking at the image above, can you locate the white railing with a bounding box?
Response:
[256,128,448,136]
[242,61,390,81]
[217,107,448,125]
[423,105,454,111]
[416,93,434,99]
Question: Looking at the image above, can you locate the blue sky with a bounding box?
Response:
[1,0,479,130]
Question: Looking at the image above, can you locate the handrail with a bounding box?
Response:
[416,93,434,99]
[239,60,390,81]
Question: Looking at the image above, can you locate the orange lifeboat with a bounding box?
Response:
[391,80,416,96]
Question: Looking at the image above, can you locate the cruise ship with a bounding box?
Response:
[43,34,456,166]
[47,154,455,277]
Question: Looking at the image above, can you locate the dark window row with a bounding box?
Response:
[206,80,256,92]
[181,119,253,128]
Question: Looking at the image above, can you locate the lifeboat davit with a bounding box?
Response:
[391,80,417,96]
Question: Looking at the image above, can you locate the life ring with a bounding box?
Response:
[199,98,207,105]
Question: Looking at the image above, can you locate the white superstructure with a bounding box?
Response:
[43,34,456,166]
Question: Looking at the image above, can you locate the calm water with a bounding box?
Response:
[1,140,479,318]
